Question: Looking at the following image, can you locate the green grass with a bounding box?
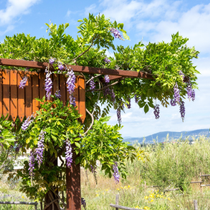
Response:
[1,135,210,209]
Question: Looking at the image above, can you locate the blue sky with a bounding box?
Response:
[0,0,210,138]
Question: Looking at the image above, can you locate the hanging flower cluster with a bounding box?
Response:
[66,69,76,106]
[81,198,86,209]
[49,58,55,65]
[19,76,28,89]
[180,101,185,122]
[154,104,160,119]
[104,57,111,63]
[104,75,110,83]
[45,67,53,100]
[35,130,46,168]
[29,151,35,177]
[55,90,61,99]
[110,28,123,40]
[21,115,34,131]
[89,77,95,91]
[173,83,180,104]
[65,139,73,168]
[113,162,120,183]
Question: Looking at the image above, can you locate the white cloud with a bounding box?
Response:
[0,0,40,26]
[66,10,71,17]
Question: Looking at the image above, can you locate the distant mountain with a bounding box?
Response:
[123,129,210,144]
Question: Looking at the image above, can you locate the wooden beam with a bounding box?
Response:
[0,58,154,80]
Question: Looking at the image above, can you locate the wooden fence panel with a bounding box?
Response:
[32,73,39,114]
[25,73,32,118]
[10,70,18,121]
[0,70,86,122]
[78,77,86,123]
[0,69,2,116]
[2,70,10,118]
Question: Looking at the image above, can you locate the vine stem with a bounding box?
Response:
[73,41,94,63]
[84,108,94,135]
[86,80,119,92]
[86,74,101,84]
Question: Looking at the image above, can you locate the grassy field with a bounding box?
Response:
[1,135,210,209]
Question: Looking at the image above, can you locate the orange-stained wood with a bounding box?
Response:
[74,77,79,111]
[0,69,3,116]
[10,70,18,121]
[78,77,86,123]
[17,72,25,121]
[32,73,39,114]
[0,70,86,122]
[2,70,10,118]
[25,72,32,118]
[60,74,66,106]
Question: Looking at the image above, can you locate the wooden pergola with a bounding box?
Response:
[0,58,153,210]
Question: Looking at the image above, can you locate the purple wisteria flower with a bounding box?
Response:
[191,90,195,101]
[154,104,160,119]
[117,108,121,124]
[81,198,86,209]
[66,69,76,106]
[186,82,192,100]
[174,83,180,104]
[110,28,123,40]
[180,101,185,122]
[103,86,111,97]
[89,78,95,91]
[55,90,61,99]
[29,151,35,177]
[104,57,111,64]
[19,76,28,89]
[45,68,53,100]
[35,130,46,168]
[113,162,120,183]
[170,98,176,106]
[58,64,65,71]
[65,139,73,168]
[111,89,115,102]
[104,75,110,83]
[49,58,55,65]
[21,115,34,131]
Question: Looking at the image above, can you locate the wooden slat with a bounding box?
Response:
[52,74,59,96]
[60,74,66,106]
[74,77,79,110]
[0,58,154,79]
[110,204,143,210]
[2,70,10,118]
[17,72,25,121]
[0,69,2,116]
[25,73,32,118]
[39,72,45,107]
[32,73,39,114]
[78,76,86,123]
[10,70,18,121]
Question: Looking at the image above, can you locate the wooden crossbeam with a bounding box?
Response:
[0,58,154,80]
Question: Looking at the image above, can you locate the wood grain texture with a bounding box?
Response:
[10,70,18,121]
[17,72,25,121]
[39,72,45,107]
[78,76,86,123]
[74,77,79,111]
[32,73,39,115]
[0,69,2,116]
[60,74,66,106]
[25,72,32,118]
[2,70,10,118]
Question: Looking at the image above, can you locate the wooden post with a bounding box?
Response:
[200,172,203,194]
[66,144,81,210]
[194,200,198,210]
[116,194,119,210]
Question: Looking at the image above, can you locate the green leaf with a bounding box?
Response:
[144,104,149,113]
[122,32,130,40]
